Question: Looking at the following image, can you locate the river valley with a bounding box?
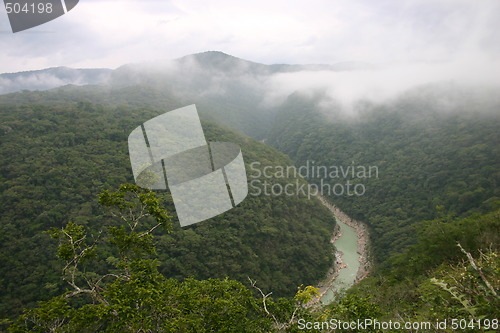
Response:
[315,195,371,304]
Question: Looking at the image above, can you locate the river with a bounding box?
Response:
[320,217,361,304]
[315,195,370,305]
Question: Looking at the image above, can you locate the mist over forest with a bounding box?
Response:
[0,51,498,331]
[0,0,499,331]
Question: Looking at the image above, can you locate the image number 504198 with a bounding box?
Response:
[5,2,53,14]
[3,0,79,33]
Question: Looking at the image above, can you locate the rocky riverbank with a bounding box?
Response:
[315,195,371,298]
[315,222,342,299]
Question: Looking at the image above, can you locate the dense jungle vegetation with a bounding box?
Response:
[0,53,498,331]
[0,101,335,324]
[268,87,499,264]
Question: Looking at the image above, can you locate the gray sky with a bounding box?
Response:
[1,0,499,73]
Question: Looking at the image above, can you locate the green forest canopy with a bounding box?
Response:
[0,101,334,319]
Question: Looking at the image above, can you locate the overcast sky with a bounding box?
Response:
[1,0,499,73]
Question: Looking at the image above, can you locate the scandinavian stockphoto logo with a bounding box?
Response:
[4,0,79,33]
[128,105,248,227]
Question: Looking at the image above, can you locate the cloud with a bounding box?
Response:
[0,0,498,117]
[262,55,500,116]
[0,72,70,94]
[0,0,498,73]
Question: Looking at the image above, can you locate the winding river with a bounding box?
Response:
[315,195,369,305]
[320,217,361,304]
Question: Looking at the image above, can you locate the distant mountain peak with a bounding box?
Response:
[191,50,234,58]
[181,50,240,61]
[175,51,263,74]
[0,51,376,95]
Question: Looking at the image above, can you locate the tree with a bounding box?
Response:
[8,184,275,332]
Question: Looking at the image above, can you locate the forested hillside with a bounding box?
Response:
[264,84,500,327]
[0,100,335,319]
[348,209,499,324]
[267,85,500,265]
[0,52,376,140]
[0,52,498,331]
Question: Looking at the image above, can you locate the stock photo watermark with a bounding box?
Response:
[249,160,379,199]
[3,0,79,33]
[128,105,248,227]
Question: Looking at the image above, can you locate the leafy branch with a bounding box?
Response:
[248,277,319,331]
[47,184,173,303]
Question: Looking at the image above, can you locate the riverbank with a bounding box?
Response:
[315,195,371,300]
[315,222,342,300]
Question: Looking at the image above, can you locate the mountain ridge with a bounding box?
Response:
[0,51,375,95]
[0,67,113,95]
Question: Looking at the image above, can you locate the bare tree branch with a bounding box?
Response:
[457,242,497,296]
